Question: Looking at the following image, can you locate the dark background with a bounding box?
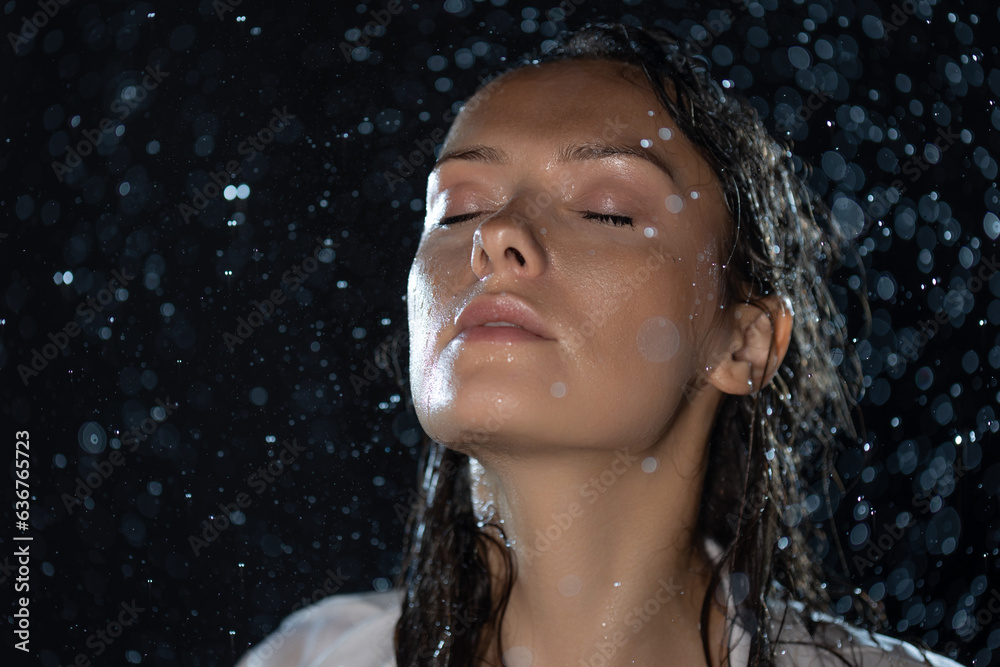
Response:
[2,0,999,665]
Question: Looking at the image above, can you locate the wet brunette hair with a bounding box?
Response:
[393,22,878,666]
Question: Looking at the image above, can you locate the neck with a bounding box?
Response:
[467,401,733,667]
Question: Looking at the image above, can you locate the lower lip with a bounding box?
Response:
[455,325,551,344]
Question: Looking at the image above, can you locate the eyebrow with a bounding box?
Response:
[432,142,678,184]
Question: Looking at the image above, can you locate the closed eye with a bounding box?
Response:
[439,211,634,227]
[581,211,634,227]
[438,212,483,226]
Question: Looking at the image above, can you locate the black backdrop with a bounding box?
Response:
[2,0,999,665]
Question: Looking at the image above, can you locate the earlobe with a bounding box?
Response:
[703,294,793,396]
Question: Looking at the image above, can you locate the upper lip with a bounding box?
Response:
[455,293,555,340]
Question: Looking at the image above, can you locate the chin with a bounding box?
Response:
[415,380,531,453]
[413,350,556,436]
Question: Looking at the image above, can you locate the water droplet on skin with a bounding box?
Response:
[640,138,652,148]
[665,194,684,213]
[658,127,673,140]
[637,316,680,362]
[641,456,658,473]
[644,226,657,238]
[558,574,582,596]
[690,190,699,199]
[501,646,533,667]
[550,382,567,398]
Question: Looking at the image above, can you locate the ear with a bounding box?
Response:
[704,294,793,396]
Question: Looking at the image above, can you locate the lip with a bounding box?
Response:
[454,293,555,343]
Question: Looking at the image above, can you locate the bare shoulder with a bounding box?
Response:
[770,599,966,667]
[235,589,404,667]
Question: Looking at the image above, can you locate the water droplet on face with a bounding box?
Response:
[539,227,547,235]
[550,382,567,398]
[690,190,699,199]
[658,127,673,140]
[501,646,533,667]
[558,574,583,597]
[636,316,680,362]
[640,138,652,148]
[641,456,658,473]
[665,194,684,213]
[644,226,657,238]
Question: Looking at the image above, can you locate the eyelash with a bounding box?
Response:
[580,211,634,227]
[438,211,634,227]
[439,212,482,226]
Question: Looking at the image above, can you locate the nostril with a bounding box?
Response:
[507,247,526,266]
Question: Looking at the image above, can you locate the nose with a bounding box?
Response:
[471,202,547,281]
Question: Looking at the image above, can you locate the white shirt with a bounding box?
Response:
[237,586,965,667]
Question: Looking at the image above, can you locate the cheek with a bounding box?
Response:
[605,253,707,387]
[687,240,729,359]
[692,238,725,300]
[406,259,436,366]
[406,252,458,371]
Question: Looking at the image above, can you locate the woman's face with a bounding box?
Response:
[407,59,734,455]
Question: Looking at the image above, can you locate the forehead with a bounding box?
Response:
[438,59,720,194]
[455,60,654,133]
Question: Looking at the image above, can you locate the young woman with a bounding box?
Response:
[238,23,965,667]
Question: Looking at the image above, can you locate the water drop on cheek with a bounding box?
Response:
[501,647,533,667]
[644,227,657,238]
[558,574,583,596]
[636,316,680,362]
